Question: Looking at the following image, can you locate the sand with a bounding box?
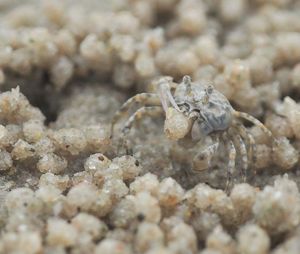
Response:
[1,0,300,253]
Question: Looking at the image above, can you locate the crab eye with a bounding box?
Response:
[206,85,213,95]
[178,102,190,112]
[183,103,190,110]
[188,109,200,120]
[191,109,200,113]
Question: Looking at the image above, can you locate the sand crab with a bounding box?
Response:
[111,76,275,186]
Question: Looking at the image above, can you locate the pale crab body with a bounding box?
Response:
[172,78,234,139]
[111,76,275,189]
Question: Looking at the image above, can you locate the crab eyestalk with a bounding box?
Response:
[164,107,192,141]
[183,75,192,95]
[203,85,213,104]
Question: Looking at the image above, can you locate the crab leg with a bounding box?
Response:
[111,93,161,136]
[235,124,256,170]
[233,111,274,141]
[116,106,164,154]
[223,133,236,192]
[122,106,164,135]
[192,135,220,171]
[232,132,248,182]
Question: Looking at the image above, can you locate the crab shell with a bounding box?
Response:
[165,81,234,142]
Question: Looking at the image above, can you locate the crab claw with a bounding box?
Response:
[158,77,180,112]
[191,121,212,141]
[164,107,192,141]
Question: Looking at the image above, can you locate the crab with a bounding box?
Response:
[111,76,275,187]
